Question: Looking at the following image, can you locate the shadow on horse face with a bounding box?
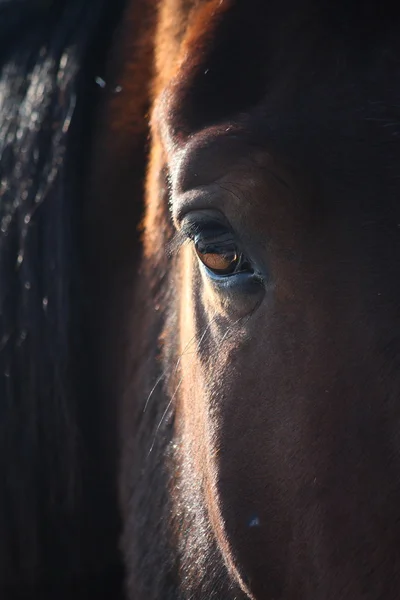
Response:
[157,102,400,599]
[92,1,400,598]
[164,118,400,599]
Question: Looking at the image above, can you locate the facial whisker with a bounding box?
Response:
[147,378,183,456]
[146,310,246,457]
[143,311,218,413]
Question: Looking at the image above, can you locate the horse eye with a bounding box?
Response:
[179,215,253,278]
[195,241,239,275]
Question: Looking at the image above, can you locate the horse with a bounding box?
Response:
[3,0,400,598]
[87,1,400,599]
[0,1,126,597]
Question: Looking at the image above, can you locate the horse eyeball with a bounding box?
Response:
[195,248,239,275]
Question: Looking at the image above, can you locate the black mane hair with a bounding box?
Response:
[0,0,125,597]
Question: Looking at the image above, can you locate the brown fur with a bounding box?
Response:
[88,1,400,598]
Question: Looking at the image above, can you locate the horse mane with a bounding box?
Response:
[0,0,125,593]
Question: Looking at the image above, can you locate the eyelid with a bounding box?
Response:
[172,187,222,227]
[167,214,232,257]
[178,206,228,229]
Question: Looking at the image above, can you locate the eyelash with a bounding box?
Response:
[168,220,213,256]
[168,219,228,254]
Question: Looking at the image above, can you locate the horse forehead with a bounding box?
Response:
[167,99,400,204]
[156,22,400,200]
[155,7,400,192]
[155,2,400,157]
